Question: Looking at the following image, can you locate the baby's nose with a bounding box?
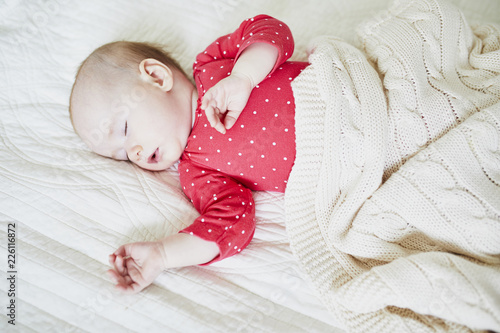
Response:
[128,145,144,162]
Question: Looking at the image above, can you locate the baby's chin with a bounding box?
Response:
[138,162,172,172]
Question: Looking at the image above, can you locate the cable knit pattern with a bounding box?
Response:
[285,0,500,331]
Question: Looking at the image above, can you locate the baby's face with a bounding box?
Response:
[72,65,195,171]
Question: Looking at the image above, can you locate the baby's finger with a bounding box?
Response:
[116,281,144,295]
[224,112,239,130]
[108,254,116,266]
[107,269,126,286]
[113,243,134,258]
[125,258,145,286]
[204,105,218,127]
[213,119,227,134]
[201,90,213,110]
[115,255,127,275]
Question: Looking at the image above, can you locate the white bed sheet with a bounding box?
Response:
[0,0,498,332]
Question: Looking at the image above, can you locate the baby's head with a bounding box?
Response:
[70,41,196,171]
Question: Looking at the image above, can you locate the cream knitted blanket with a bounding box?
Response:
[285,0,500,331]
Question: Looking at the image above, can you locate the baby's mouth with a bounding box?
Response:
[147,147,160,164]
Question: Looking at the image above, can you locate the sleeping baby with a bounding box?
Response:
[69,15,308,293]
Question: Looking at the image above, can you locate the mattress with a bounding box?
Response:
[1,0,498,332]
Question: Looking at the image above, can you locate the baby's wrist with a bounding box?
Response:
[156,239,170,269]
[230,71,255,89]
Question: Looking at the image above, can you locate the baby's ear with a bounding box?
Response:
[139,58,173,92]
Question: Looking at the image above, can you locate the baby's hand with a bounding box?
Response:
[201,73,253,134]
[107,241,167,294]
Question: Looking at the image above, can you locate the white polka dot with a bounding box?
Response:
[238,152,242,156]
[253,111,257,114]
[223,51,226,54]
[285,128,289,132]
[265,99,269,102]
[261,155,265,158]
[284,157,288,160]
[287,101,291,104]
[198,147,201,150]
[217,149,220,153]
[272,168,276,171]
[236,44,240,48]
[240,173,244,176]
[277,87,281,90]
[238,249,241,252]
[208,229,212,233]
[234,246,238,249]
[193,135,196,138]
[262,176,266,180]
[210,77,213,80]
[205,158,209,161]
[262,127,266,131]
[201,218,205,222]
[236,215,239,219]
[241,124,245,128]
[242,230,245,234]
[242,214,246,217]
[250,165,254,168]
[227,162,231,165]
[228,138,232,141]
[214,197,218,201]
[207,180,210,183]
[250,140,254,144]
[186,169,189,172]
[191,183,194,186]
[210,136,213,139]
[190,232,193,235]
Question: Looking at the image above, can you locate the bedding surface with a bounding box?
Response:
[0,0,499,332]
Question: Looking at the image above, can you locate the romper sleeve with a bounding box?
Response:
[193,14,294,78]
[178,158,256,265]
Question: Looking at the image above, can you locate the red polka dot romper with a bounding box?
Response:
[179,14,308,264]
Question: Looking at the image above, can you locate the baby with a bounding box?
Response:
[70,15,308,294]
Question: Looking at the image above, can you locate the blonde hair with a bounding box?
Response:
[69,41,184,129]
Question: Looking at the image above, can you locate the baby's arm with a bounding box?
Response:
[108,234,218,294]
[202,42,278,134]
[197,14,294,134]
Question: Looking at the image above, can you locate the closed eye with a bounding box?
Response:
[124,121,128,136]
